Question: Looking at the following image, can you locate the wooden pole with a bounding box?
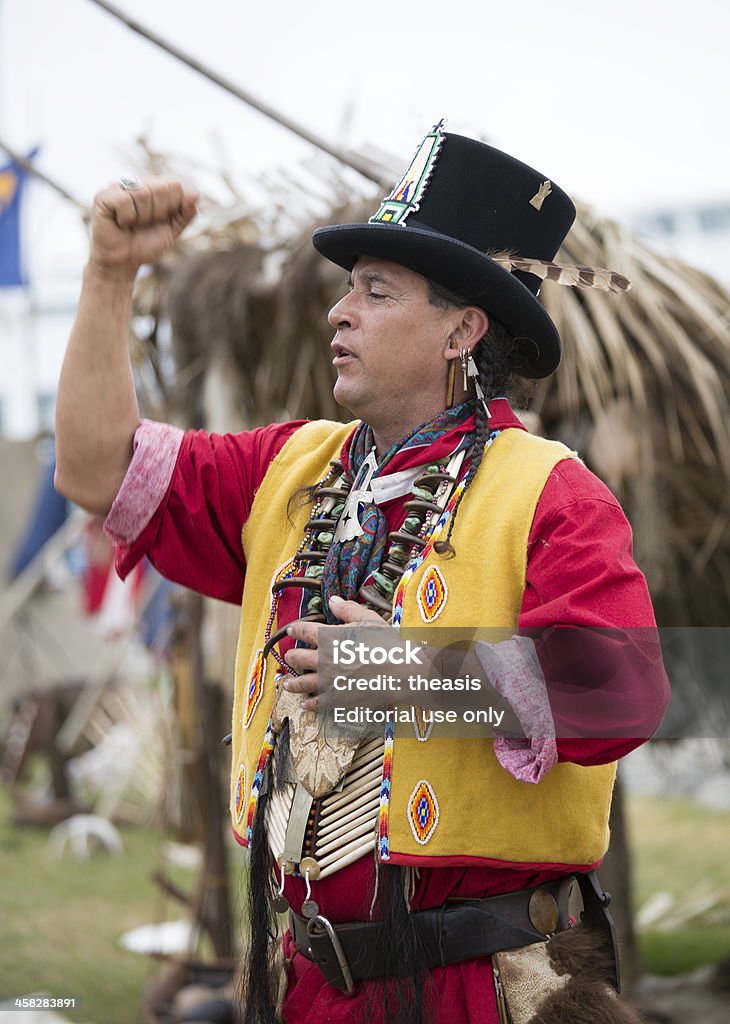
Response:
[175,589,233,959]
[86,0,390,186]
[600,768,642,991]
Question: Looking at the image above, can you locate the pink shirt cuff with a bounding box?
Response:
[104,419,184,545]
[475,635,558,784]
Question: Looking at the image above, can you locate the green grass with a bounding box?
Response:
[626,795,730,975]
[1,808,158,1023]
[640,926,730,976]
[0,789,728,1020]
[0,786,247,1024]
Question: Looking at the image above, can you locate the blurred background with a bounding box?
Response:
[0,1,728,1022]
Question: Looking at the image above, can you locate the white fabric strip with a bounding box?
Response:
[370,463,434,505]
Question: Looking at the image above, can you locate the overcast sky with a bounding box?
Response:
[1,0,729,283]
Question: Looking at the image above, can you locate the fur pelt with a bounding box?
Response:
[533,979,644,1024]
[546,924,619,981]
[511,927,645,1024]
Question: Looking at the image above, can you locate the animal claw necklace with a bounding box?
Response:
[261,420,502,896]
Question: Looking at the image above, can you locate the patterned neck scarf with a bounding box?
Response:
[321,401,476,623]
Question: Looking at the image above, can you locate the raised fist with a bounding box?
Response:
[88,177,199,279]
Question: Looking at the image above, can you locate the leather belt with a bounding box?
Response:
[289,876,574,994]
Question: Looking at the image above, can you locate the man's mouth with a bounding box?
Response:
[332,341,356,366]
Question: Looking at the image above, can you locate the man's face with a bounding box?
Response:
[327,256,455,433]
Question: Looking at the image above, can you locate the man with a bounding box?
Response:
[55,124,668,1024]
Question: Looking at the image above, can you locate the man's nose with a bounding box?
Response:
[328,292,357,329]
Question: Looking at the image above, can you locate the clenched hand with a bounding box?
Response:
[89,177,199,280]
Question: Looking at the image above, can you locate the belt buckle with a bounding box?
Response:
[306,913,355,995]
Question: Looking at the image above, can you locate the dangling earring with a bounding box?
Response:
[446,359,457,407]
[466,352,491,421]
[459,348,469,390]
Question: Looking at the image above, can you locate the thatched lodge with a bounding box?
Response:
[129,149,730,631]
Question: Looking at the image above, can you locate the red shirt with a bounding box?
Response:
[111,399,666,762]
[106,400,668,1024]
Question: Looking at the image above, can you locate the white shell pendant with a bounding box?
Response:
[333,449,378,543]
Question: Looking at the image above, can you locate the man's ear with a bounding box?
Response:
[443,307,490,359]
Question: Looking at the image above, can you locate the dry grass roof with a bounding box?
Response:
[129,145,730,625]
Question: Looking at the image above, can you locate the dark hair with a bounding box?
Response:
[361,863,434,1024]
[240,790,280,1024]
[426,277,534,557]
[425,277,525,401]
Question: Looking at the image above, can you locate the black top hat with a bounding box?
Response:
[312,124,576,378]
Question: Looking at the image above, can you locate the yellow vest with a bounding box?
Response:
[229,420,616,870]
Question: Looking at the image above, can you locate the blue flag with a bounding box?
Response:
[8,456,69,579]
[0,150,37,288]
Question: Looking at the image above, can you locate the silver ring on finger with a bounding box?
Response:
[119,175,143,192]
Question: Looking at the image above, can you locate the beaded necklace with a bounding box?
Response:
[261,446,470,671]
[263,426,502,895]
